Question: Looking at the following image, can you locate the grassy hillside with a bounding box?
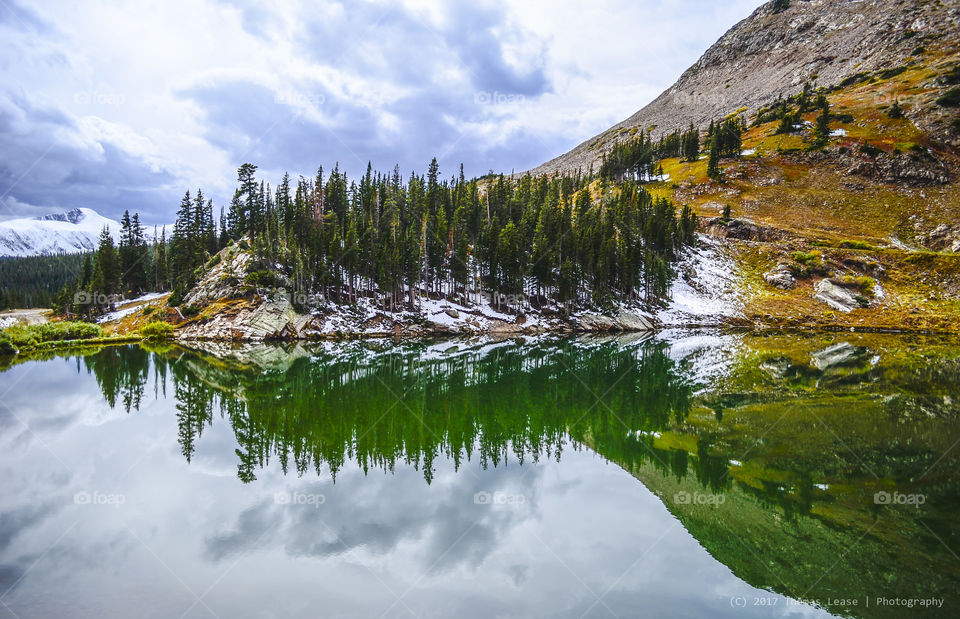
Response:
[641,52,960,331]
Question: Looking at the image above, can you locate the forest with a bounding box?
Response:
[55,156,701,316]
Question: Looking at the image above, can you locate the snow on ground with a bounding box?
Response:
[741,148,756,156]
[96,292,168,323]
[830,128,847,137]
[657,235,742,326]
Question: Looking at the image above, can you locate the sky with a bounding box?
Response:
[0,0,762,225]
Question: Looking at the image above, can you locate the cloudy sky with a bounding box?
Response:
[0,0,762,224]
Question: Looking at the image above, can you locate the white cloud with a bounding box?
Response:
[0,0,762,223]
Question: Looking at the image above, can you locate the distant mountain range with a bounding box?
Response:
[0,208,168,257]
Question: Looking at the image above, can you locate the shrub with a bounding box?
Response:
[238,239,250,250]
[860,143,883,158]
[942,65,960,86]
[0,332,17,355]
[839,240,877,251]
[206,254,222,269]
[139,321,174,341]
[142,306,155,316]
[936,87,960,108]
[877,66,907,80]
[3,321,102,348]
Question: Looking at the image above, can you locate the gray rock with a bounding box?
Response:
[811,342,856,370]
[763,264,795,289]
[444,308,459,319]
[814,279,861,313]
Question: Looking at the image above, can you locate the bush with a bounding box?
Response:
[139,321,174,341]
[839,240,877,251]
[860,143,883,158]
[0,332,17,355]
[936,87,960,108]
[3,321,102,348]
[877,66,907,80]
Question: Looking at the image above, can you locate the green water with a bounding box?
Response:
[0,332,958,617]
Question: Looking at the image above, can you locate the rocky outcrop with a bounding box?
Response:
[763,264,796,289]
[572,310,656,332]
[814,278,865,313]
[844,150,952,186]
[705,218,783,242]
[182,246,254,307]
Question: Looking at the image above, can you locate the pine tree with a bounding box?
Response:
[707,133,722,180]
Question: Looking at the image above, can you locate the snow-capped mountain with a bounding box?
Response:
[0,208,167,257]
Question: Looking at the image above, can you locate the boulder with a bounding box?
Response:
[763,264,796,289]
[814,279,861,313]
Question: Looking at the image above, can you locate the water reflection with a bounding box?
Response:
[1,332,959,617]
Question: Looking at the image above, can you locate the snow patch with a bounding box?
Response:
[657,235,741,326]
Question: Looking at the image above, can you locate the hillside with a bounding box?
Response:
[531,0,960,176]
[524,0,960,333]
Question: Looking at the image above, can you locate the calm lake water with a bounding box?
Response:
[1,331,958,618]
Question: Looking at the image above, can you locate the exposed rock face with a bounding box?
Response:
[182,246,253,307]
[178,295,312,341]
[814,278,864,312]
[573,311,656,332]
[844,150,952,186]
[705,218,783,242]
[763,264,796,289]
[529,0,960,177]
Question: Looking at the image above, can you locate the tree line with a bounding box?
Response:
[51,156,699,316]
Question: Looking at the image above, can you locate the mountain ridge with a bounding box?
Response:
[530,0,960,177]
[0,208,168,257]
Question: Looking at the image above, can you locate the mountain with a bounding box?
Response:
[522,0,960,333]
[0,208,167,257]
[531,0,960,176]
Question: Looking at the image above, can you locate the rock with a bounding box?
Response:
[444,308,459,319]
[763,264,796,289]
[706,217,782,242]
[575,310,656,332]
[813,279,861,313]
[811,342,857,370]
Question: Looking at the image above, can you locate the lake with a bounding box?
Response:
[0,331,958,618]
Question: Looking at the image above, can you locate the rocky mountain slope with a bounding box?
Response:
[531,0,960,176]
[522,0,960,333]
[0,207,168,257]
